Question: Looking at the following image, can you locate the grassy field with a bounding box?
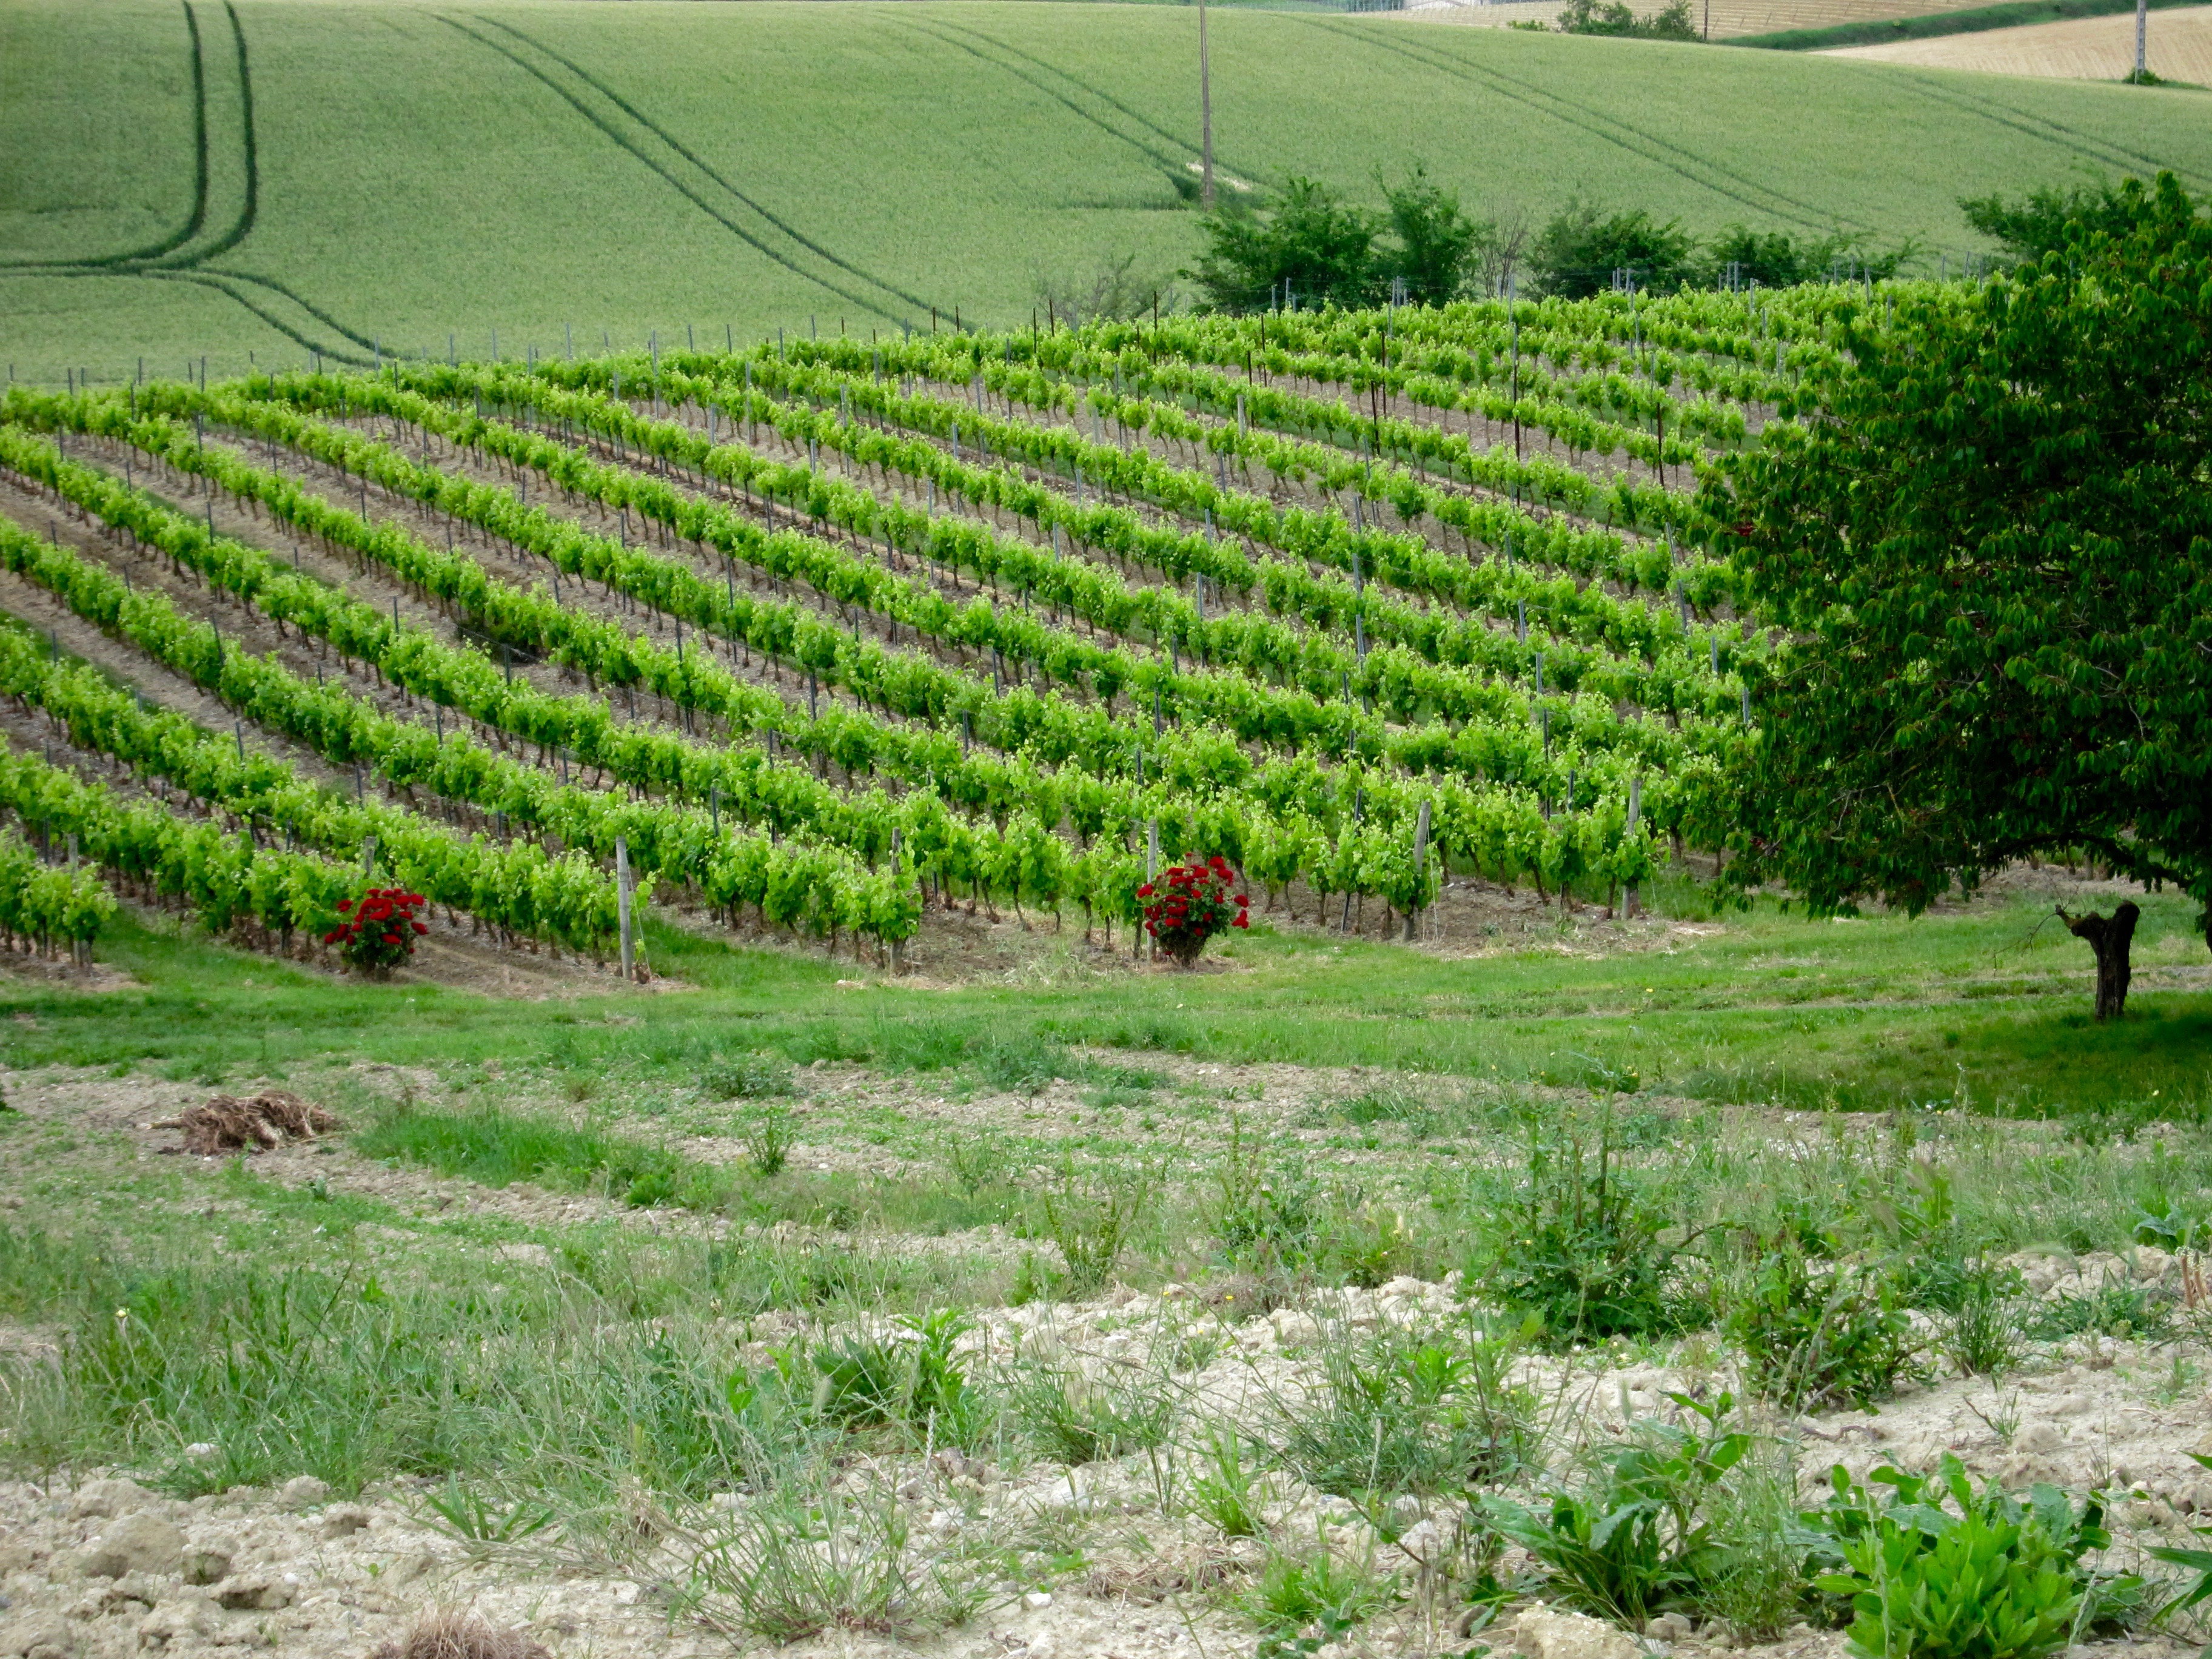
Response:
[7,0,2212,383]
[7,877,2208,1124]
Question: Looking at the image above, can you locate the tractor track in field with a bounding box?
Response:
[0,0,381,367]
[436,13,930,334]
[469,14,945,327]
[1304,16,1854,235]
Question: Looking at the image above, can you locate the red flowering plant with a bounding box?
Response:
[324,887,429,979]
[1138,857,1250,968]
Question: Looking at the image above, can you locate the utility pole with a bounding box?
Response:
[1199,0,1215,211]
[2136,0,2148,79]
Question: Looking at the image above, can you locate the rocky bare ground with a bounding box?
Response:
[5,1253,2212,1659]
[7,1060,2212,1659]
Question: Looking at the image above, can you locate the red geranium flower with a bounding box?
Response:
[1136,857,1249,969]
[326,885,429,980]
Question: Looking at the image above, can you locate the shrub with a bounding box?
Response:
[1005,1353,1177,1466]
[702,1053,795,1100]
[1184,178,1380,314]
[1138,858,1248,968]
[1528,199,1698,298]
[1248,1547,1393,1659]
[1037,1162,1154,1295]
[975,1033,1065,1098]
[737,1105,795,1178]
[1939,1264,2025,1377]
[1721,1248,1912,1410]
[1478,1392,1752,1623]
[2021,1276,2174,1342]
[1557,0,1700,37]
[779,1309,979,1441]
[688,1482,990,1641]
[1190,1427,1264,1538]
[1208,1118,1323,1270]
[1809,1458,2142,1659]
[1272,1324,1533,1498]
[325,886,427,977]
[1468,1118,1678,1345]
[1698,1443,1818,1640]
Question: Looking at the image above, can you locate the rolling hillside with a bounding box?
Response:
[5,0,2212,383]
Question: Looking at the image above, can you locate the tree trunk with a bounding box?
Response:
[2062,900,2140,1021]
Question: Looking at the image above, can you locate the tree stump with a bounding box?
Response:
[2060,900,2139,1021]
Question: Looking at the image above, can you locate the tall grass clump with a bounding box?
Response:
[357,1102,725,1209]
[0,1224,985,1497]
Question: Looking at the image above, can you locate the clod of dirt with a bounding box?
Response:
[66,1479,153,1521]
[0,1610,72,1659]
[75,1512,185,1580]
[370,1612,552,1659]
[153,1091,340,1154]
[1510,1607,1643,1659]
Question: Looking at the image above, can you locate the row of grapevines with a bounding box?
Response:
[397,356,1746,739]
[514,346,1732,669]
[215,375,1717,783]
[90,386,1260,783]
[1120,303,1802,423]
[15,400,1318,865]
[0,825,117,957]
[873,332,1707,538]
[12,397,1709,919]
[1089,324,1749,452]
[0,509,620,951]
[0,432,1391,937]
[635,350,1749,680]
[755,334,1729,596]
[0,731,361,952]
[1062,286,1853,390]
[0,451,925,951]
[1046,320,1735,460]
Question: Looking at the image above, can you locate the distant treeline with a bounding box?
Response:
[1171,170,2151,314]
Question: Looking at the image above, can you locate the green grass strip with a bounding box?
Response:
[355,1103,726,1208]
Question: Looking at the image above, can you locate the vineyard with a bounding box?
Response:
[0,283,1867,980]
[9,216,2212,1659]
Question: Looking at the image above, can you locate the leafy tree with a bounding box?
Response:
[1702,175,2212,1020]
[1033,252,1175,327]
[1960,178,2146,266]
[1184,176,1378,313]
[1378,164,1486,305]
[1557,0,1701,38]
[1702,225,1909,289]
[1528,199,1697,298]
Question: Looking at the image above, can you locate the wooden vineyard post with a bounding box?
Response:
[615,836,635,982]
[1625,776,1643,919]
[1509,275,1522,461]
[1407,799,1432,942]
[1144,816,1159,962]
[890,828,906,976]
[361,836,377,881]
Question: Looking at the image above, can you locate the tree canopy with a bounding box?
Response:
[1183,167,1489,312]
[1526,200,1697,298]
[1555,0,1700,38]
[1702,174,2212,1014]
[1960,178,2148,266]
